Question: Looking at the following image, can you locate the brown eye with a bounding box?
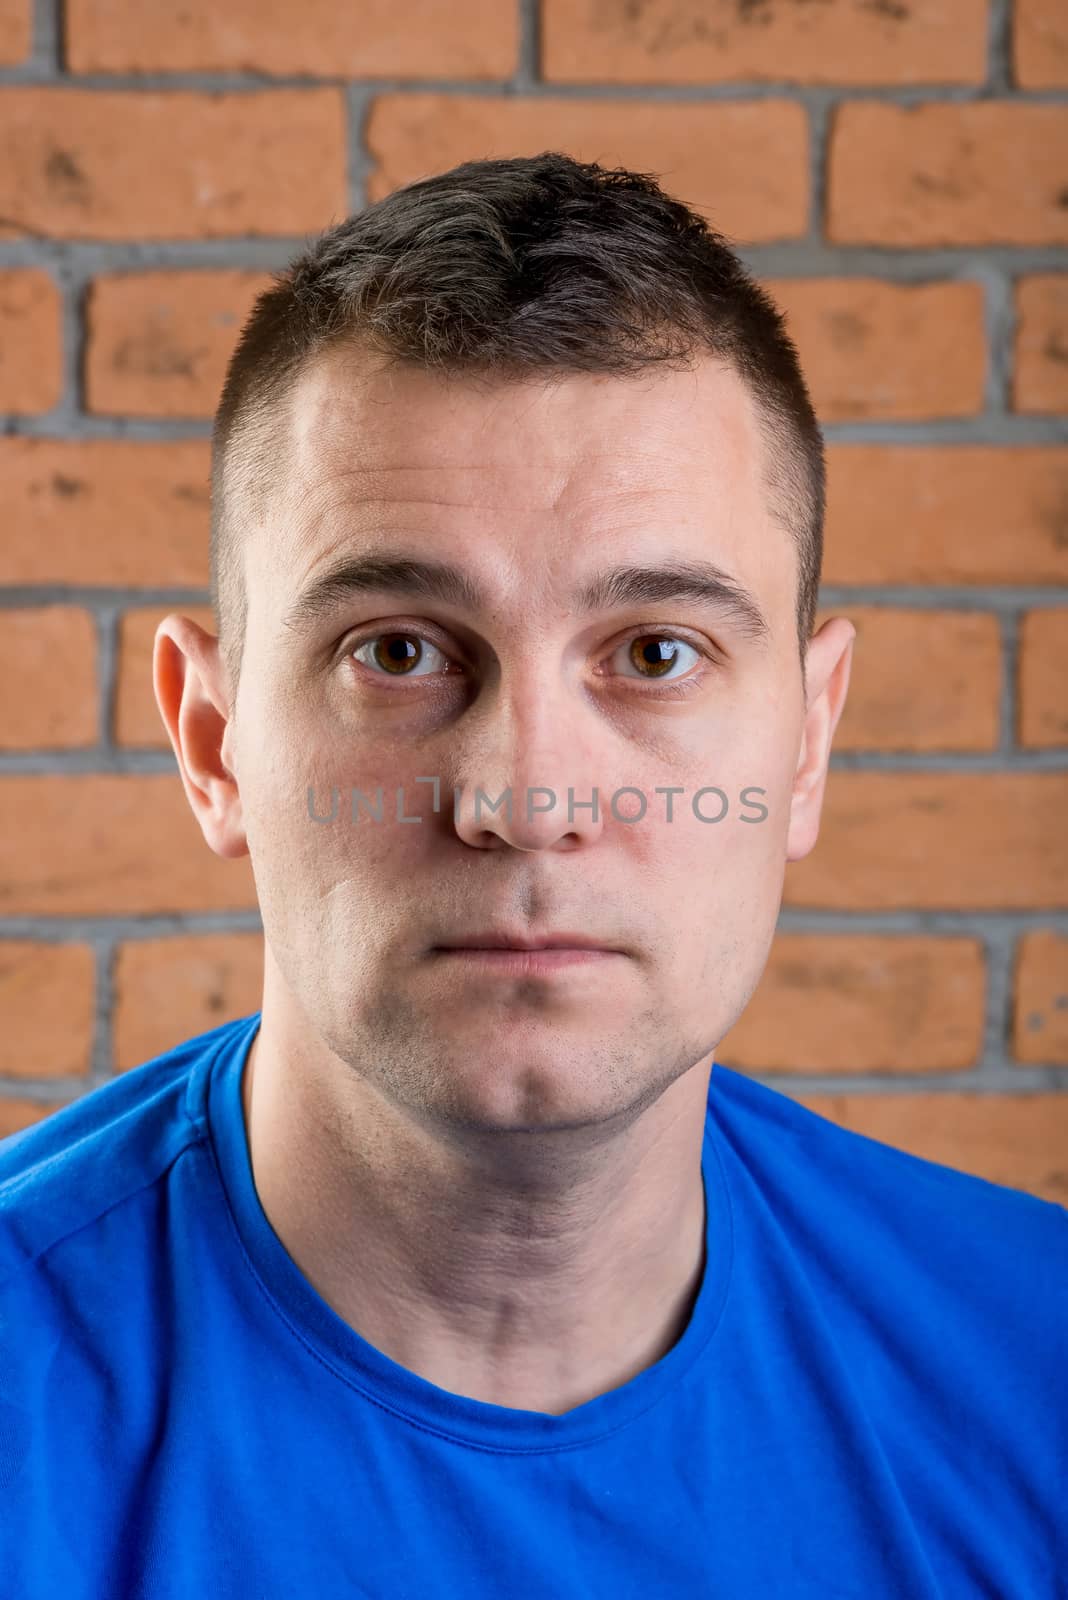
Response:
[373,634,420,674]
[351,633,452,679]
[621,634,699,681]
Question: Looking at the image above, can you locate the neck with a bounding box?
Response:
[241,1023,712,1416]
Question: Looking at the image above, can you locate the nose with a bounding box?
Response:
[449,683,606,853]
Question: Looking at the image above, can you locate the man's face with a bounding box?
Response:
[210,347,846,1135]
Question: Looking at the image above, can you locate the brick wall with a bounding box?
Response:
[1,0,1067,1201]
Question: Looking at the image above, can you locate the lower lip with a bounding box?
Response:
[432,948,621,975]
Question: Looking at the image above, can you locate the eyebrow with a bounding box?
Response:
[282,551,771,645]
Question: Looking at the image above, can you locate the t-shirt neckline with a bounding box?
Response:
[200,1010,735,1454]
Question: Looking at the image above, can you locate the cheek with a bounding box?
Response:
[634,746,791,963]
[301,761,448,893]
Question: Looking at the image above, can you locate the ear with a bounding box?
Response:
[153,614,248,861]
[786,616,856,863]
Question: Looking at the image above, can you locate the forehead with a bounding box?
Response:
[252,343,791,636]
[283,343,766,512]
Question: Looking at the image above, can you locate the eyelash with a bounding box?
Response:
[345,625,718,696]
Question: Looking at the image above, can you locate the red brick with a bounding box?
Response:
[0,776,257,917]
[0,269,62,414]
[114,604,216,748]
[86,271,274,419]
[1,439,209,586]
[1013,274,1068,413]
[1013,931,1068,1064]
[366,95,809,243]
[828,103,1068,246]
[718,935,984,1074]
[793,1091,1068,1206]
[824,446,1068,585]
[1018,608,1068,748]
[113,933,263,1071]
[812,605,1000,752]
[0,607,98,750]
[0,941,95,1079]
[767,277,985,421]
[0,0,30,65]
[0,89,346,240]
[542,0,987,86]
[1013,0,1068,87]
[784,774,1068,911]
[67,0,517,76]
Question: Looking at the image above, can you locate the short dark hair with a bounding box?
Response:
[211,152,824,704]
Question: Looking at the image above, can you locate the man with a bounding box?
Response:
[1,153,1064,1598]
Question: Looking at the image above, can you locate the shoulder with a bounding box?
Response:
[710,1064,1068,1560]
[709,1061,1068,1331]
[0,1016,244,1291]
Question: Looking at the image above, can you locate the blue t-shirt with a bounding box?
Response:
[0,1010,1065,1598]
